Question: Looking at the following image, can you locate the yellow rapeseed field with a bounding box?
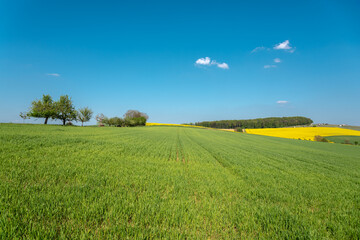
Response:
[246,127,360,141]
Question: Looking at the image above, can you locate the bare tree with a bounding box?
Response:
[95,113,106,126]
[123,110,148,120]
[19,112,29,123]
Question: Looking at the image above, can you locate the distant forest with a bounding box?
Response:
[194,116,313,129]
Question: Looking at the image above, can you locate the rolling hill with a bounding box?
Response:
[1,124,359,239]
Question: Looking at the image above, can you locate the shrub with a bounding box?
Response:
[314,135,328,142]
[102,117,110,126]
[125,117,146,127]
[236,128,245,133]
[115,117,124,127]
[107,117,116,126]
[133,117,146,126]
[100,110,148,127]
[108,117,124,127]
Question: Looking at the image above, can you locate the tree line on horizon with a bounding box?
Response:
[21,94,148,127]
[194,116,313,129]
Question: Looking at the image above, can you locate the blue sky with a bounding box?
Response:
[1,0,360,125]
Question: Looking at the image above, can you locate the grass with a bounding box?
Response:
[146,122,206,128]
[325,135,360,145]
[1,123,360,239]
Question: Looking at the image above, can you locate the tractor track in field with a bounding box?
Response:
[183,130,239,177]
[168,128,187,163]
[177,130,186,164]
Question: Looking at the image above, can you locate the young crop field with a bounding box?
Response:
[246,127,360,141]
[325,135,360,145]
[146,122,206,129]
[1,124,360,239]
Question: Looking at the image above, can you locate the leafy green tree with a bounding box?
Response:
[77,107,93,126]
[27,94,56,124]
[55,95,77,126]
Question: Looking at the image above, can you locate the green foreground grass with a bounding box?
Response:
[1,124,360,239]
[325,135,360,145]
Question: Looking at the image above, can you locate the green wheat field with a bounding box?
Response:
[1,124,359,239]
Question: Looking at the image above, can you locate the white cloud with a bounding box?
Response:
[195,57,211,65]
[277,100,288,104]
[264,65,277,69]
[195,57,229,69]
[274,58,281,63]
[216,62,229,69]
[274,40,295,52]
[46,73,60,77]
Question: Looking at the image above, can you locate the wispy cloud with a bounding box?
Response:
[253,40,295,54]
[274,58,281,63]
[274,40,295,52]
[195,57,229,69]
[46,73,60,77]
[251,46,267,53]
[264,65,277,69]
[277,100,288,104]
